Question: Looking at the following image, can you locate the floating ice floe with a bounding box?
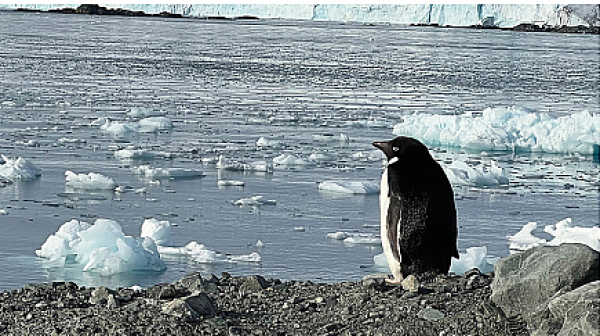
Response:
[114,147,157,160]
[58,138,87,145]
[65,171,116,190]
[318,181,380,194]
[216,155,273,172]
[308,153,336,163]
[327,232,381,244]
[140,218,174,247]
[392,107,600,154]
[128,107,165,118]
[449,246,495,275]
[273,154,315,166]
[507,222,547,251]
[36,219,166,276]
[256,136,284,148]
[233,195,277,206]
[134,165,204,180]
[218,180,245,187]
[508,218,600,252]
[313,133,349,143]
[0,155,41,181]
[350,150,384,163]
[100,119,138,136]
[140,219,261,264]
[138,117,173,132]
[444,160,509,187]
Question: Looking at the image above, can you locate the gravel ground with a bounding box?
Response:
[0,271,527,336]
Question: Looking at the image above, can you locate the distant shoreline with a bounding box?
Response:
[11,4,600,35]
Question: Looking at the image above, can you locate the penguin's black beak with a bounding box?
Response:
[372,141,393,159]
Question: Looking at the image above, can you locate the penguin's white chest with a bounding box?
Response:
[379,167,403,280]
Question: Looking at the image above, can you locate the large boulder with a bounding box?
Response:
[491,244,600,333]
[548,280,600,335]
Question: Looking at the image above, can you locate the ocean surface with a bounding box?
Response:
[0,11,598,291]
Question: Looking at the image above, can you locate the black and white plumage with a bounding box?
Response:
[373,136,458,283]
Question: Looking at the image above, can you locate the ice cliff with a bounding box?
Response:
[4,4,598,27]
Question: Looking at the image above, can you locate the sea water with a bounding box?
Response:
[0,11,598,291]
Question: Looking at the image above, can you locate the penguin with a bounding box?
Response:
[373,136,458,283]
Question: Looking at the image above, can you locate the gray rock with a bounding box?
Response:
[239,275,270,294]
[417,307,445,321]
[90,286,118,305]
[401,275,420,293]
[547,280,600,336]
[491,244,599,331]
[162,293,217,319]
[107,294,119,309]
[148,283,180,299]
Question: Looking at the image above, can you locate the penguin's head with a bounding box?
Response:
[372,136,430,165]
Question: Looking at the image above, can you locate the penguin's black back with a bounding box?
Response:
[386,137,458,276]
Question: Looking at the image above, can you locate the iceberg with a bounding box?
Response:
[65,171,116,190]
[114,147,157,160]
[393,108,600,155]
[128,107,165,118]
[0,155,41,181]
[256,136,284,148]
[36,219,166,276]
[318,181,380,194]
[217,180,245,187]
[508,218,600,252]
[216,155,273,172]
[138,117,173,132]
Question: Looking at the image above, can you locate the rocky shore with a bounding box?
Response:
[1,244,598,335]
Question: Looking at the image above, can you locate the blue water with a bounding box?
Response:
[0,11,598,291]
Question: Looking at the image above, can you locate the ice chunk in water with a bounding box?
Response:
[36,218,166,276]
[114,148,157,160]
[65,171,116,190]
[134,165,203,179]
[233,195,277,206]
[444,160,509,187]
[544,218,600,251]
[326,232,381,244]
[256,136,284,148]
[449,246,495,275]
[140,218,174,247]
[216,155,273,172]
[318,181,380,194]
[273,154,315,166]
[507,222,547,251]
[508,218,600,252]
[100,119,138,136]
[138,117,173,132]
[0,155,42,181]
[128,107,165,118]
[218,180,245,186]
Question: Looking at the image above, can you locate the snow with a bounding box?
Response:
[233,195,276,206]
[134,165,203,180]
[318,181,380,194]
[393,108,600,155]
[508,218,600,252]
[140,218,174,247]
[65,171,116,190]
[273,153,315,166]
[7,4,594,27]
[444,160,509,187]
[36,219,166,276]
[0,155,41,181]
[449,246,495,275]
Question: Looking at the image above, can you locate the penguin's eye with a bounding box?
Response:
[392,147,399,152]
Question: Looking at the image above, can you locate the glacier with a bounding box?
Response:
[3,4,598,28]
